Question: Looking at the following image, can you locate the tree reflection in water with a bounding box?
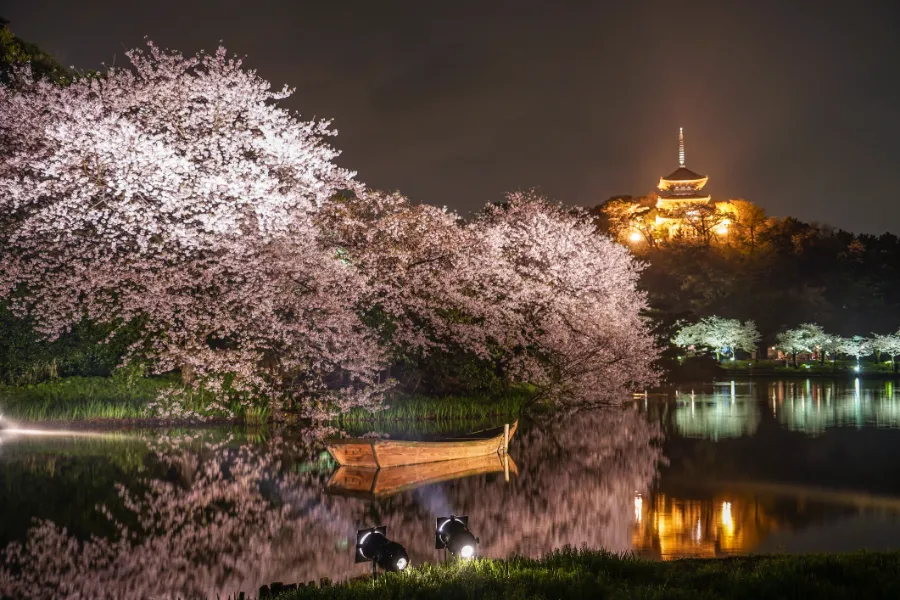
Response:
[663,379,900,440]
[0,409,662,600]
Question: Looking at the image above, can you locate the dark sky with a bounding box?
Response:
[3,1,899,233]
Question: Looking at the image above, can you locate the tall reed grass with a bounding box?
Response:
[0,376,169,421]
[336,390,531,426]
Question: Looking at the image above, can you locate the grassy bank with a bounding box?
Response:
[277,548,900,600]
[0,375,531,427]
[720,358,899,377]
[337,389,530,425]
[0,376,172,421]
[671,357,900,382]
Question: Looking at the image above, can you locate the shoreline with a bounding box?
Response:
[0,415,243,431]
[271,548,900,599]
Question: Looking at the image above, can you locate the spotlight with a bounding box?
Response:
[435,515,478,559]
[356,526,409,573]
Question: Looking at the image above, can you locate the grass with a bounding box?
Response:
[0,375,532,426]
[336,390,532,425]
[275,548,900,600]
[719,359,899,377]
[0,375,173,421]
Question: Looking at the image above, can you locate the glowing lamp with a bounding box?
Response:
[435,515,478,559]
[628,231,642,243]
[356,526,409,573]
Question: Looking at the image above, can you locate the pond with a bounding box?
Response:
[1,378,899,598]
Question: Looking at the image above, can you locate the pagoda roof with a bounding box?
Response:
[661,166,707,182]
[658,192,711,202]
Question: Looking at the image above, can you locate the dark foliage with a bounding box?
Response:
[634,218,900,348]
[0,17,69,84]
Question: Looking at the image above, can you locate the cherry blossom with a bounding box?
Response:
[323,190,659,407]
[0,43,383,417]
[1,42,657,415]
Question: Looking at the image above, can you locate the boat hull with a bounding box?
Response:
[327,453,518,499]
[326,421,517,468]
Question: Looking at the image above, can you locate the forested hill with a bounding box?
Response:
[595,197,900,344]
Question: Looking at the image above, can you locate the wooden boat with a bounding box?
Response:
[325,421,517,468]
[327,453,518,499]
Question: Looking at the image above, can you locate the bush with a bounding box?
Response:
[0,303,142,385]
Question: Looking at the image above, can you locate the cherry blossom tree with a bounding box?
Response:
[673,316,760,361]
[872,331,900,372]
[0,43,384,418]
[469,194,659,404]
[1,41,657,415]
[322,190,659,407]
[840,335,873,370]
[775,323,828,367]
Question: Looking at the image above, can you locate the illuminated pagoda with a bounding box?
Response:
[655,128,712,228]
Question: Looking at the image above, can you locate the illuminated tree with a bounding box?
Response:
[774,324,824,367]
[673,316,760,361]
[728,199,769,252]
[872,331,900,372]
[665,203,730,247]
[811,332,844,365]
[0,42,384,418]
[1,41,658,415]
[471,193,659,404]
[839,336,873,370]
[324,190,659,407]
[599,196,658,249]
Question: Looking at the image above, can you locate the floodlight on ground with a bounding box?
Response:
[435,515,478,559]
[355,526,409,573]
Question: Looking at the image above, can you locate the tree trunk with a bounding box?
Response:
[181,363,195,386]
[792,352,797,368]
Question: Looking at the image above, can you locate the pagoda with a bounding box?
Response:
[655,128,711,224]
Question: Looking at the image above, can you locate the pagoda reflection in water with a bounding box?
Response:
[632,493,777,559]
[634,378,900,558]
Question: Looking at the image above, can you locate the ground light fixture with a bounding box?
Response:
[355,526,409,574]
[435,515,479,559]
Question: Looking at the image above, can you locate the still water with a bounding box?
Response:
[2,378,900,598]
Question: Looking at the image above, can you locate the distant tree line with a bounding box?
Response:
[671,316,900,372]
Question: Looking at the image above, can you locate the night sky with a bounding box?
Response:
[3,1,899,233]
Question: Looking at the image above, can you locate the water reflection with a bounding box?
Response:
[633,493,776,559]
[632,485,900,559]
[4,379,900,598]
[0,410,661,600]
[665,379,900,438]
[773,379,900,434]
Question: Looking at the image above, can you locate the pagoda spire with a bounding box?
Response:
[678,127,685,167]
